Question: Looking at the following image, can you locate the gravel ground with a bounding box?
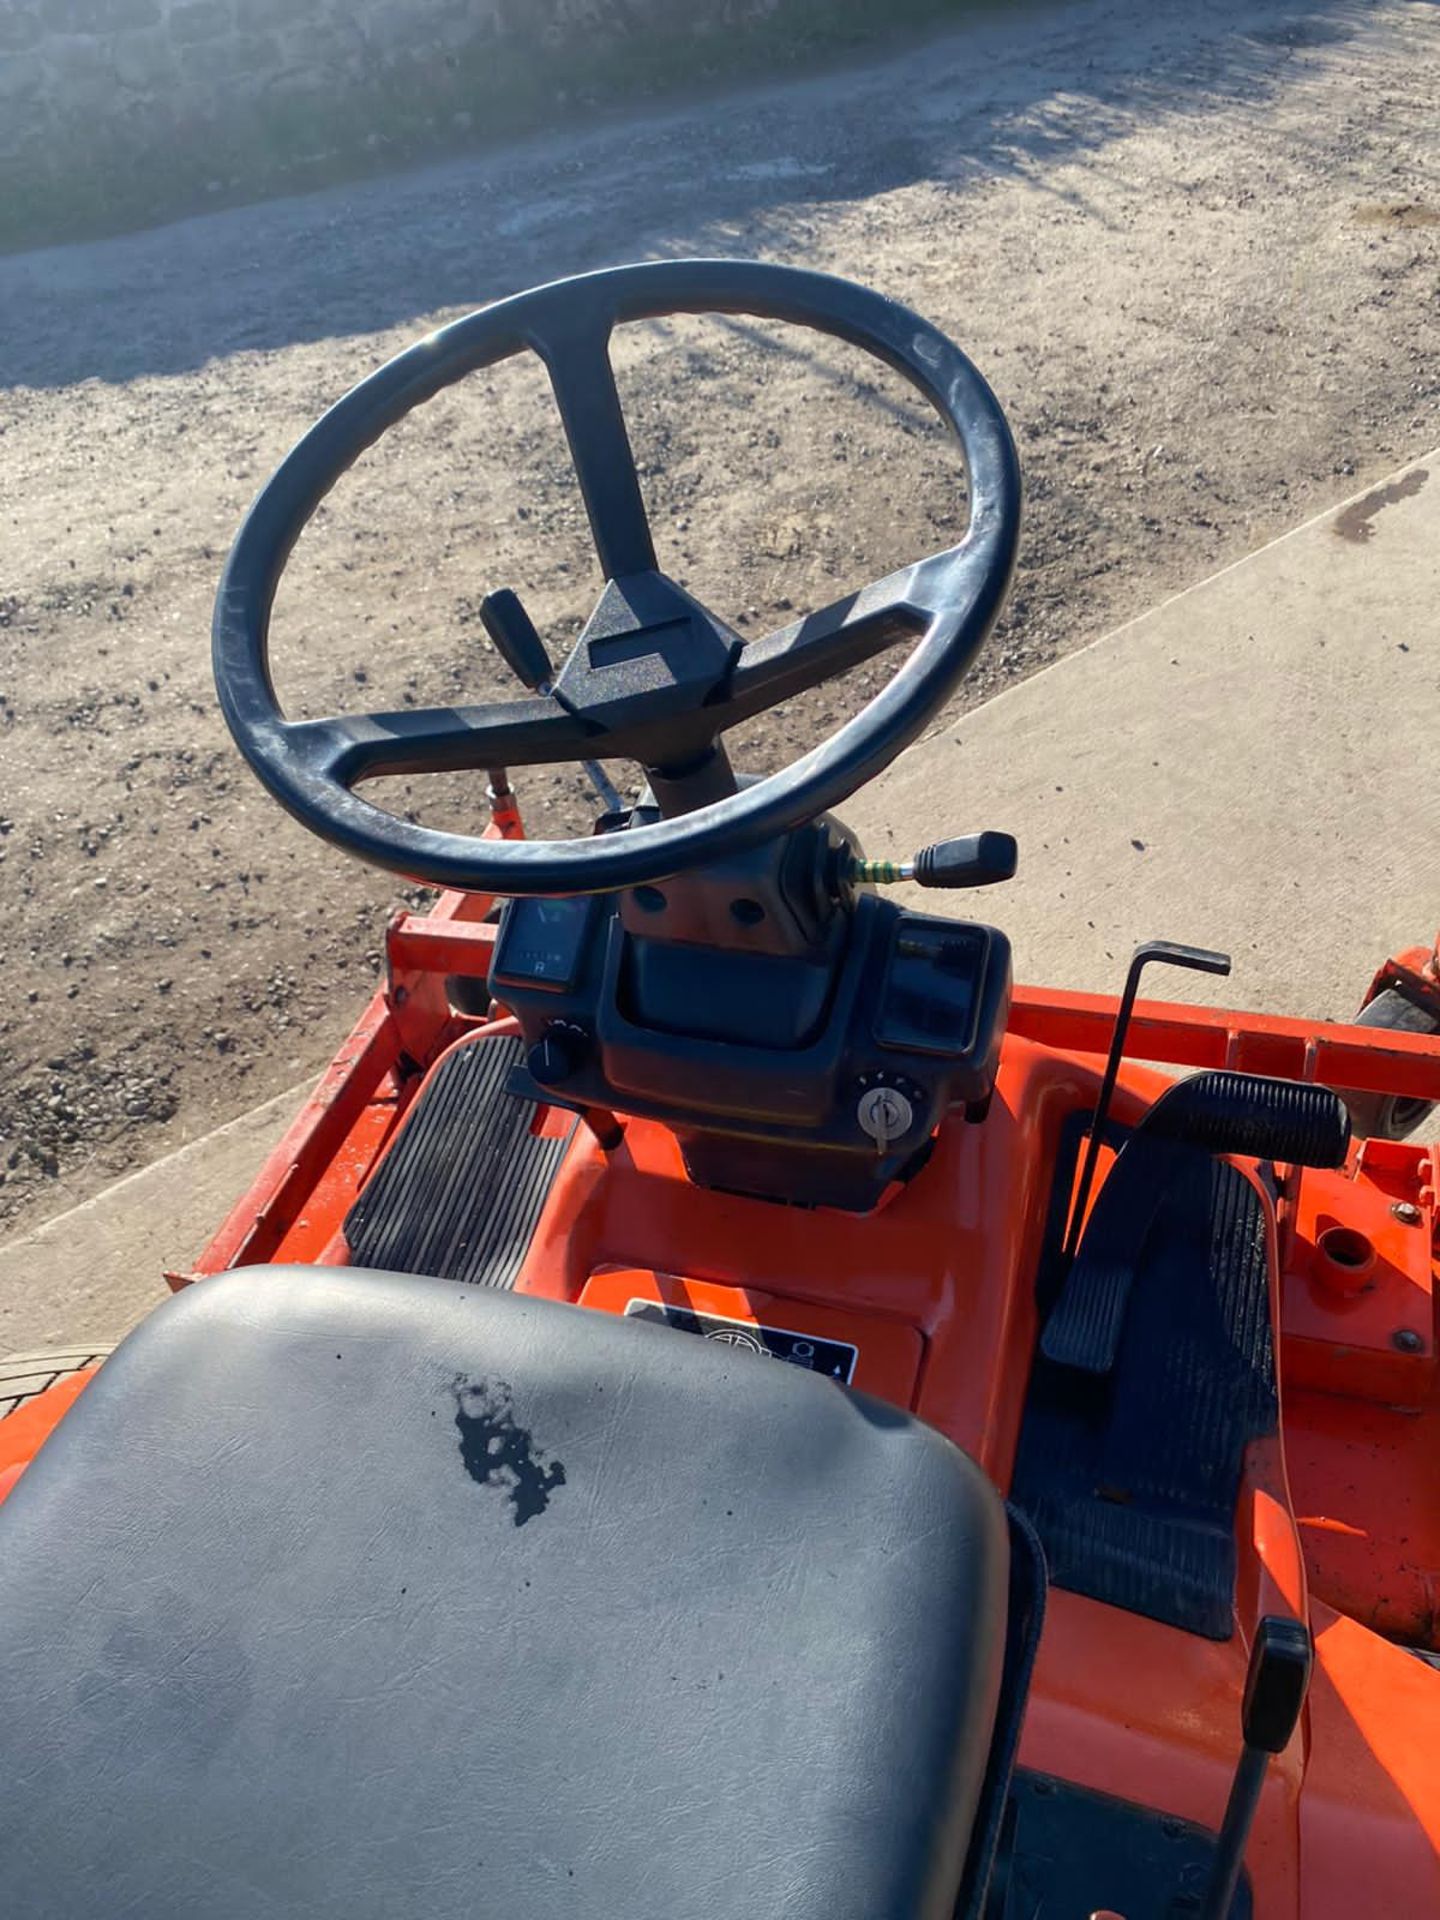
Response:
[2,0,1437,1235]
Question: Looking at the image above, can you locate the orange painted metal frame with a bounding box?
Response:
[1009,982,1440,1103]
[6,864,1440,1915]
[578,1267,925,1405]
[499,1035,1439,1914]
[0,1368,97,1504]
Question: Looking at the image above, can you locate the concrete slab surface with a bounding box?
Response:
[849,453,1437,1020]
[1,453,1435,1350]
[0,1084,308,1355]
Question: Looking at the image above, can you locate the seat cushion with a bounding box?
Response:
[0,1266,1008,1920]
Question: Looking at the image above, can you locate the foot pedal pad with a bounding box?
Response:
[1041,1134,1177,1374]
[1043,1072,1348,1375]
[345,1034,573,1289]
[1015,1150,1277,1637]
[1144,1070,1350,1167]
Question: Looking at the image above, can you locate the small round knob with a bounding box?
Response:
[528,1026,584,1088]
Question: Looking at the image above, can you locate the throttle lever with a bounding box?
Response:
[850,830,1018,890]
[1198,1617,1312,1920]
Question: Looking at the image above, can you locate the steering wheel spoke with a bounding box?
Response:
[724,563,938,722]
[528,311,657,583]
[285,698,601,789]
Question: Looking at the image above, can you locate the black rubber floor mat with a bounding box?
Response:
[1011,1128,1276,1639]
[986,1770,1251,1919]
[345,1035,573,1289]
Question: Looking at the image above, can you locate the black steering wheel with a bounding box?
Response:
[213,259,1020,896]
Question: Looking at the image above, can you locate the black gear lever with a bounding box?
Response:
[479,588,623,815]
[480,589,554,692]
[1198,1617,1312,1920]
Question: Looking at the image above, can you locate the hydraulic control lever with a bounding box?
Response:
[850,830,1018,891]
[1063,939,1231,1258]
[480,587,622,813]
[1198,1617,1313,1920]
[480,588,553,691]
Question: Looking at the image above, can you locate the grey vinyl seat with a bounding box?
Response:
[0,1265,1011,1919]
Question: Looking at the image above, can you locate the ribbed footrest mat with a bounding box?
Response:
[1012,1147,1276,1639]
[345,1035,572,1290]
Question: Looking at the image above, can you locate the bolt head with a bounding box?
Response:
[1392,1328,1425,1354]
[1392,1200,1423,1226]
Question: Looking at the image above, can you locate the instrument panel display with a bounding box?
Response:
[491,895,595,993]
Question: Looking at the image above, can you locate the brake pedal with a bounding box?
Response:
[1044,1072,1349,1376]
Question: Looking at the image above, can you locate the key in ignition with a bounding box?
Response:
[857,1083,915,1156]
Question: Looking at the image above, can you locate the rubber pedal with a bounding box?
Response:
[345,1034,573,1289]
[1016,1154,1276,1638]
[1041,1255,1140,1375]
[1043,1072,1344,1375]
[1145,1070,1350,1167]
[1040,1133,1175,1374]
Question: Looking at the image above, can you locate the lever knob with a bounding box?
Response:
[528,1025,585,1089]
[480,589,553,691]
[847,831,1018,891]
[913,831,1018,889]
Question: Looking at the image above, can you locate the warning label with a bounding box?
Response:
[623,1299,857,1383]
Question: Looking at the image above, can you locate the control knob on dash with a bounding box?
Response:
[528,1024,587,1089]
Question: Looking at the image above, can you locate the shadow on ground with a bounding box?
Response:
[0,0,1376,393]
